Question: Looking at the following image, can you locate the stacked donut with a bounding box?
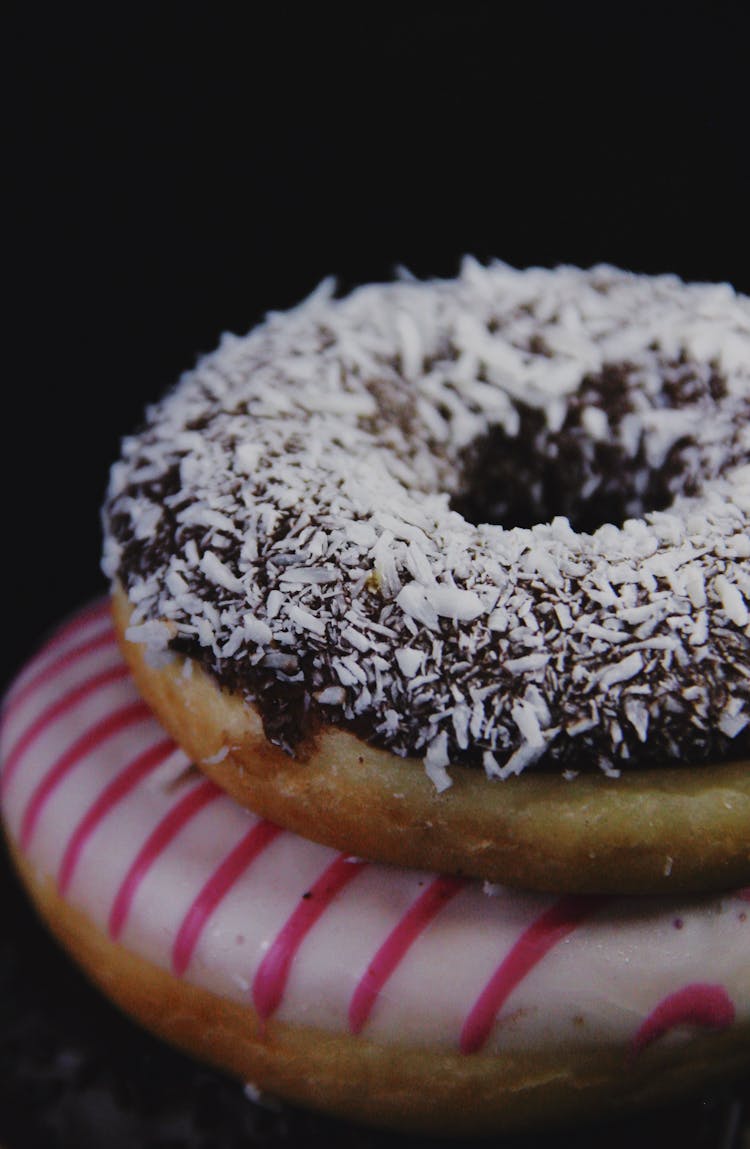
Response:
[2,261,750,1136]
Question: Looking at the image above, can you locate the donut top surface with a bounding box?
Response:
[102,261,750,783]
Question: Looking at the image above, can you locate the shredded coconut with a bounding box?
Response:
[103,260,750,784]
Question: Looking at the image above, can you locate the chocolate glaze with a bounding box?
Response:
[102,263,750,778]
[453,359,737,534]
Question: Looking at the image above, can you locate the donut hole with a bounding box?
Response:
[452,407,676,533]
[451,358,731,534]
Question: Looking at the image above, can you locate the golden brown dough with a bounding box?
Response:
[10,841,750,1137]
[112,586,750,895]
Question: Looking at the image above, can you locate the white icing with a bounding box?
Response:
[2,606,748,1056]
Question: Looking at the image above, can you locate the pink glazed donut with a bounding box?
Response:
[1,601,749,1136]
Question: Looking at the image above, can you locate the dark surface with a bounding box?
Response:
[4,4,750,1146]
[5,2,750,684]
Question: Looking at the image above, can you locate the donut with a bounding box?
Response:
[101,261,750,894]
[2,603,749,1135]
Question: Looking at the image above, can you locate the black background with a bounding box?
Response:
[5,1,750,683]
[3,3,750,1146]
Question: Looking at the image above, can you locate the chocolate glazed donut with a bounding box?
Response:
[102,261,750,893]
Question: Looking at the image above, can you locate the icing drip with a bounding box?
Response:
[20,698,148,850]
[108,778,220,940]
[58,736,175,894]
[101,262,750,779]
[459,895,611,1054]
[631,984,736,1055]
[252,853,368,1022]
[171,820,282,976]
[1,663,132,801]
[349,875,466,1035]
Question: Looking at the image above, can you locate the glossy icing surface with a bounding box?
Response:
[2,604,749,1055]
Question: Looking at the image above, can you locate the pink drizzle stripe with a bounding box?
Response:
[252,854,367,1021]
[3,629,118,722]
[57,737,176,895]
[632,983,735,1055]
[172,819,282,976]
[349,875,467,1035]
[460,895,611,1054]
[108,778,220,941]
[42,599,112,650]
[738,888,750,902]
[2,600,112,707]
[21,600,112,665]
[19,699,151,850]
[1,663,130,797]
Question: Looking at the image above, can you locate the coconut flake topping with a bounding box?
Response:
[103,260,750,784]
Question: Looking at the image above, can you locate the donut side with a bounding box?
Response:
[7,842,750,1137]
[2,601,749,1136]
[112,586,750,895]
